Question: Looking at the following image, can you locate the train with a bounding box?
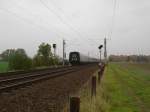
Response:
[69,51,99,65]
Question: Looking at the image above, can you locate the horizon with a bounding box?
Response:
[0,0,150,58]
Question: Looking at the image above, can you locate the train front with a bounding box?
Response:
[69,52,80,65]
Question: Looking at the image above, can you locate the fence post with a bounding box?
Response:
[91,76,96,97]
[98,71,101,83]
[70,97,80,112]
[101,65,105,75]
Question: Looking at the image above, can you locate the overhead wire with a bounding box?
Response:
[11,0,72,39]
[0,0,83,40]
[48,0,104,44]
[106,0,118,57]
[39,0,89,46]
[0,8,45,31]
[0,7,63,39]
[15,0,76,39]
[108,0,117,40]
[40,0,100,46]
[3,0,84,56]
[40,0,82,38]
[1,0,118,57]
[18,0,89,42]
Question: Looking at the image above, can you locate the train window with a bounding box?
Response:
[72,54,77,57]
[71,54,77,61]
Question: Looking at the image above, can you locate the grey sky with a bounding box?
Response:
[0,0,150,58]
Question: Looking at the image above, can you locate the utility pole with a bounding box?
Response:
[104,38,107,63]
[63,39,66,66]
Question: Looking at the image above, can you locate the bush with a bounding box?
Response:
[33,43,60,67]
[32,55,45,67]
[9,50,32,70]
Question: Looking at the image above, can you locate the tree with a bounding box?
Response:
[37,43,53,66]
[32,55,45,67]
[9,48,32,70]
[38,43,52,57]
[52,56,59,65]
[15,48,26,56]
[33,42,61,67]
[1,49,16,61]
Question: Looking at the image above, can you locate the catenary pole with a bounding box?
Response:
[63,39,66,66]
[104,38,107,63]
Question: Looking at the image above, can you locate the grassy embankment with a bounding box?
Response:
[80,63,150,112]
[0,61,9,72]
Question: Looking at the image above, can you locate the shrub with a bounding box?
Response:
[8,49,32,70]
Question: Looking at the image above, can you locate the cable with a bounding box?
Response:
[11,0,69,39]
[108,0,117,39]
[47,0,116,58]
[14,0,75,39]
[40,0,98,45]
[2,0,81,40]
[0,7,63,39]
[46,0,103,44]
[3,2,83,51]
[40,0,81,36]
[10,0,80,44]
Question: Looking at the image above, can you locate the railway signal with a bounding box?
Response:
[98,45,103,62]
[53,44,56,57]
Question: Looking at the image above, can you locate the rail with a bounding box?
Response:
[0,65,92,93]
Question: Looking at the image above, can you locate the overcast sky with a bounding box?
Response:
[0,0,150,58]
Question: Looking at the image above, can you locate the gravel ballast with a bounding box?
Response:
[0,65,98,112]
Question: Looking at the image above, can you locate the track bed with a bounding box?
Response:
[0,64,98,112]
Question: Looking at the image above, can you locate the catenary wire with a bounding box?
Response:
[0,7,63,39]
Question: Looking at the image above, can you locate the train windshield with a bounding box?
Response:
[71,54,78,61]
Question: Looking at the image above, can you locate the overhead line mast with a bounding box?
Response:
[104,38,107,64]
[63,39,66,66]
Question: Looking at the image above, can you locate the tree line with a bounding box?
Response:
[109,55,150,63]
[0,43,60,71]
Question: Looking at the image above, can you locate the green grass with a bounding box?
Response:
[0,61,9,72]
[80,74,110,112]
[80,63,150,112]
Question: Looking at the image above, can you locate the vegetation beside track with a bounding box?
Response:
[80,63,150,112]
[0,43,60,72]
[0,61,8,72]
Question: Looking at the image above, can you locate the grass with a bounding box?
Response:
[0,61,9,72]
[80,62,150,112]
[80,74,110,112]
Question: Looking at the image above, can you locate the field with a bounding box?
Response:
[80,62,150,112]
[0,61,9,72]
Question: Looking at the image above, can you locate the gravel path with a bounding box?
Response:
[0,65,98,112]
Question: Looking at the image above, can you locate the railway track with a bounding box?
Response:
[0,65,69,79]
[0,65,89,93]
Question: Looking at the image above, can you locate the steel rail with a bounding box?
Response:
[0,65,88,93]
[0,65,70,79]
[0,67,73,84]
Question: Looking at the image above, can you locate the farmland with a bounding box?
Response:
[104,63,150,112]
[0,61,8,72]
[80,62,150,112]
